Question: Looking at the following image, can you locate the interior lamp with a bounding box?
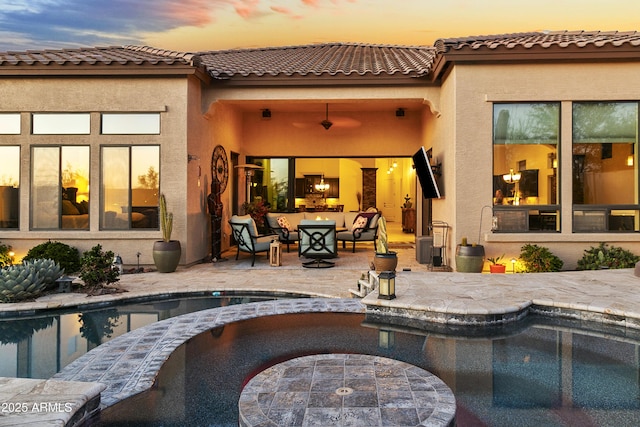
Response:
[378,271,396,300]
[314,175,329,192]
[502,168,521,184]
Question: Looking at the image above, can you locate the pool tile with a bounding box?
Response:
[239,354,455,427]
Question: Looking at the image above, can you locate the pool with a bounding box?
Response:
[0,292,300,379]
[95,310,640,427]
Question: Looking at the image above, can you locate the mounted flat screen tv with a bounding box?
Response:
[413,146,442,199]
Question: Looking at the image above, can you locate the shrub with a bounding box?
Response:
[519,244,564,272]
[0,243,13,268]
[79,244,119,292]
[23,241,81,273]
[577,242,640,270]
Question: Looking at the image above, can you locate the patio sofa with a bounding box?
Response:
[265,210,380,252]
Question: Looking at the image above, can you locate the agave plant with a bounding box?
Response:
[22,259,64,289]
[0,264,46,303]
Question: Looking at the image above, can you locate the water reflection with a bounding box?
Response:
[99,313,640,427]
[0,295,278,379]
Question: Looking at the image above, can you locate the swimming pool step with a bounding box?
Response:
[349,273,377,298]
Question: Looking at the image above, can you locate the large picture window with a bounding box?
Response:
[572,102,639,232]
[101,146,160,230]
[31,146,90,230]
[492,103,560,232]
[0,146,19,229]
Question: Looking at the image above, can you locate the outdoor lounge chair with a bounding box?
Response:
[298,219,337,268]
[229,215,277,266]
[265,214,299,253]
[336,212,380,253]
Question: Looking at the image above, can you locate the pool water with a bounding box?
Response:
[97,312,640,427]
[0,293,289,379]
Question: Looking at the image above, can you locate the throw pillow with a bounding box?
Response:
[276,216,291,231]
[77,200,89,214]
[353,212,377,228]
[62,199,80,215]
[352,215,368,230]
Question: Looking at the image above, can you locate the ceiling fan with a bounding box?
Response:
[292,103,361,130]
[320,103,333,130]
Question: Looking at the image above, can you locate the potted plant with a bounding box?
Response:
[487,254,506,273]
[455,237,485,273]
[152,194,181,273]
[373,215,397,272]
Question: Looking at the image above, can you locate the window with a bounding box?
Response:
[101,113,160,134]
[31,146,90,230]
[492,103,560,232]
[0,114,21,134]
[101,146,159,230]
[572,102,638,232]
[0,146,20,229]
[246,158,290,211]
[32,113,90,134]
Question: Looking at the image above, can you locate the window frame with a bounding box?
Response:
[492,102,561,233]
[100,145,161,231]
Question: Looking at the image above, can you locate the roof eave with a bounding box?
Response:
[0,64,199,77]
[432,46,640,80]
[207,72,433,87]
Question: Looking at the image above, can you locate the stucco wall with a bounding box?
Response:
[0,76,191,267]
[448,61,640,269]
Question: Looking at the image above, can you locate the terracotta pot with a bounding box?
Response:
[373,251,398,272]
[152,240,181,273]
[489,264,506,273]
[455,245,485,273]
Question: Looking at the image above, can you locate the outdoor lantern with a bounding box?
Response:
[269,240,281,267]
[378,270,396,300]
[378,329,395,349]
[113,254,123,275]
[56,275,75,293]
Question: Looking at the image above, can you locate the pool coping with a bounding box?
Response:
[52,298,367,410]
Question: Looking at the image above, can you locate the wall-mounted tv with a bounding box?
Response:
[412,146,442,199]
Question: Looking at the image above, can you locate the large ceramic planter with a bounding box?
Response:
[153,240,181,273]
[455,245,485,273]
[373,251,398,272]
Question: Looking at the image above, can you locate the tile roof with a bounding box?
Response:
[435,30,640,53]
[0,45,195,67]
[1,31,640,80]
[196,43,437,79]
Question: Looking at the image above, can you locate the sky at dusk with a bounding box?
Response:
[0,0,639,52]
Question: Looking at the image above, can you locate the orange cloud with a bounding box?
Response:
[302,0,357,6]
[234,0,261,18]
[163,0,220,26]
[271,5,303,19]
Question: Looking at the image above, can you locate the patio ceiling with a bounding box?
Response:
[219,99,428,114]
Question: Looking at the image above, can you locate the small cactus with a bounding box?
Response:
[159,193,173,242]
[461,237,468,246]
[22,259,64,289]
[0,264,46,303]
